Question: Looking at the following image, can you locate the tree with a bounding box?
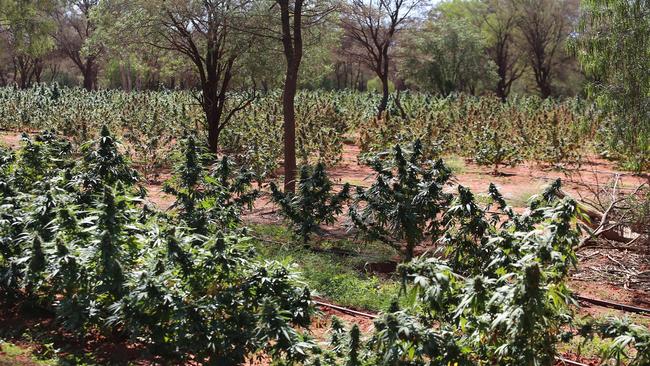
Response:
[400,14,497,95]
[571,0,650,172]
[483,0,524,101]
[277,0,303,193]
[92,0,256,153]
[52,0,102,90]
[0,0,56,88]
[421,0,525,100]
[341,0,425,115]
[270,0,335,192]
[332,34,368,90]
[513,0,574,98]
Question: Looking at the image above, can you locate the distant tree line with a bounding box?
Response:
[0,0,582,98]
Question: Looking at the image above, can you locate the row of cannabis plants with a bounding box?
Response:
[1,85,619,180]
[0,128,313,364]
[1,129,648,365]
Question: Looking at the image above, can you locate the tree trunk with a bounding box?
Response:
[405,239,414,262]
[81,59,96,91]
[539,80,552,99]
[16,58,31,89]
[378,73,389,116]
[119,63,128,91]
[355,63,363,91]
[126,64,133,92]
[203,67,231,155]
[278,0,303,194]
[496,59,508,102]
[282,66,298,193]
[207,108,221,154]
[34,64,43,84]
[377,48,390,116]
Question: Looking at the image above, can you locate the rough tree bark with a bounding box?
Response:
[277,0,304,193]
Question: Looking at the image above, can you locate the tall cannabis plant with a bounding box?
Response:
[350,140,453,260]
[270,162,350,243]
[76,125,139,195]
[164,134,259,234]
[315,181,584,366]
[0,128,315,364]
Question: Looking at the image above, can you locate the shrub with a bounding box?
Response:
[473,123,522,175]
[586,317,650,365]
[163,134,259,234]
[296,96,348,167]
[314,181,583,366]
[350,140,452,261]
[75,125,139,195]
[270,162,350,243]
[120,109,176,182]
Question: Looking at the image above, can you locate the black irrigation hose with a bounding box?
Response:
[577,295,650,315]
[313,299,591,366]
[313,299,379,320]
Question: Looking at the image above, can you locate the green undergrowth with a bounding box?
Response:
[0,341,57,366]
[248,223,403,312]
[442,155,467,174]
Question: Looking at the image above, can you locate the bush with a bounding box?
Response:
[296,95,348,166]
[472,120,522,175]
[163,134,259,234]
[270,163,350,243]
[314,181,584,366]
[350,140,452,261]
[75,125,139,195]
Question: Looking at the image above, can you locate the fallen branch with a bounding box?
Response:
[557,185,641,248]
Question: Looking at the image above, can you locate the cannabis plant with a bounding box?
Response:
[584,317,650,366]
[473,123,522,175]
[0,147,11,197]
[163,134,259,234]
[0,127,315,365]
[350,140,452,260]
[296,96,348,166]
[270,162,350,243]
[76,125,139,195]
[439,185,493,273]
[314,182,583,366]
[12,131,72,190]
[120,107,176,182]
